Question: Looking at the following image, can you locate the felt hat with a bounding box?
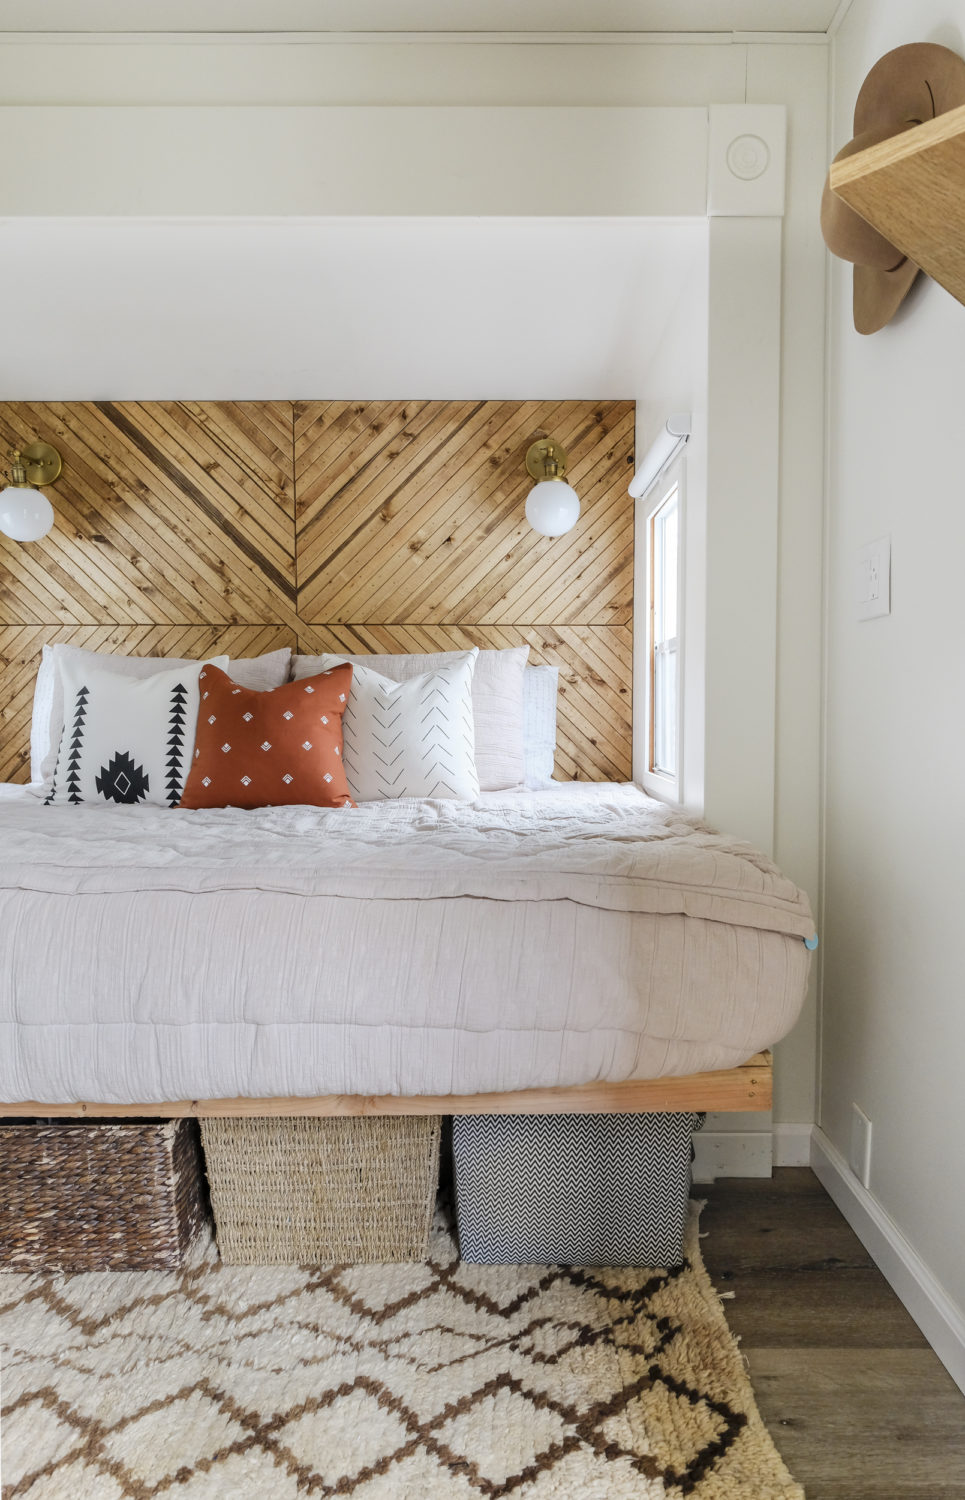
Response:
[821,43,965,334]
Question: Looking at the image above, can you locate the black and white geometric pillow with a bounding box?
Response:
[45,659,223,808]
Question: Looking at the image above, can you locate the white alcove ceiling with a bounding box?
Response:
[0,217,706,400]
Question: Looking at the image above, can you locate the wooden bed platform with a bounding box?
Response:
[0,1052,771,1119]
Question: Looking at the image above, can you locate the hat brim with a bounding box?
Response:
[853,257,920,335]
[854,42,965,132]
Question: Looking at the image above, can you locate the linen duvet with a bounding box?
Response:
[0,782,813,1104]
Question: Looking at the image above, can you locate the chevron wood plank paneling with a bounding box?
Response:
[0,401,297,629]
[0,399,633,783]
[0,625,295,783]
[294,400,634,627]
[294,400,634,780]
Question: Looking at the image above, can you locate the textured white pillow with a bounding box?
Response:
[293,645,527,792]
[523,665,560,787]
[46,659,221,808]
[31,644,291,790]
[318,652,479,802]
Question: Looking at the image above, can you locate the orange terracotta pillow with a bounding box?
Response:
[179,663,355,810]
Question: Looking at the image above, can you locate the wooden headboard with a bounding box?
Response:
[0,399,634,784]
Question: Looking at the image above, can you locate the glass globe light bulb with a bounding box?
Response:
[0,486,55,543]
[525,479,580,538]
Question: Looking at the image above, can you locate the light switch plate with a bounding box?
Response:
[857,535,891,620]
[849,1104,873,1188]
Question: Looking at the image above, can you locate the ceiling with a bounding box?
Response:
[1,218,707,400]
[0,1,842,35]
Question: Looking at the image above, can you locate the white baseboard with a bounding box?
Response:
[811,1127,965,1396]
[773,1123,813,1167]
[691,1123,814,1180]
[692,1130,772,1182]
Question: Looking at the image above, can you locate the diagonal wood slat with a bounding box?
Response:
[0,400,633,783]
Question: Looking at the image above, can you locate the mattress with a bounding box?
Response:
[0,782,814,1104]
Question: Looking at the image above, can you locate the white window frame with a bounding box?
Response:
[639,460,685,803]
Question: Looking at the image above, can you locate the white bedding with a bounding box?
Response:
[0,782,813,1104]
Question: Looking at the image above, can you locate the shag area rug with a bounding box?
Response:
[0,1205,802,1500]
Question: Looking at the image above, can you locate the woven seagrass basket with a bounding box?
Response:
[0,1119,208,1272]
[200,1115,442,1266]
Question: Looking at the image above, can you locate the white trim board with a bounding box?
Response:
[773,1122,813,1166]
[0,31,829,45]
[811,1128,965,1397]
[0,106,709,217]
[692,1123,813,1181]
[693,1129,772,1181]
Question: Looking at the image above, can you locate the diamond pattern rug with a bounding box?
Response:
[0,1205,802,1499]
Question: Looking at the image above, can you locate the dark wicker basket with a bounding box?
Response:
[0,1119,208,1272]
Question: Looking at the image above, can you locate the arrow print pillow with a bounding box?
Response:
[45,656,227,808]
[319,650,480,802]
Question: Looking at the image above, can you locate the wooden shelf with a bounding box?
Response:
[830,102,965,309]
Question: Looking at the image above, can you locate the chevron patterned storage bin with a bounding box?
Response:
[452,1112,701,1267]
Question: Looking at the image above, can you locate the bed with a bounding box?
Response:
[0,780,813,1117]
[0,399,813,1125]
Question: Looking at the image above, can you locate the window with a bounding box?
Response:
[650,484,678,778]
[645,478,682,795]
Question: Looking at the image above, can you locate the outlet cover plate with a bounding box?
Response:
[849,1104,873,1188]
[857,535,891,620]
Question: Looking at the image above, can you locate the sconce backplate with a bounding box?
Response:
[525,438,568,482]
[20,442,62,487]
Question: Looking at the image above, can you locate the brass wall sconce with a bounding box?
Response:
[524,437,580,538]
[0,442,61,542]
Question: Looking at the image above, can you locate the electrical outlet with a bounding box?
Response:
[857,537,891,620]
[849,1104,872,1188]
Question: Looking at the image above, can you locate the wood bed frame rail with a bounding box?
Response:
[0,1053,771,1119]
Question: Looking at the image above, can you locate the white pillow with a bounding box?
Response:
[293,645,527,792]
[523,665,560,788]
[30,644,291,791]
[320,652,479,802]
[45,658,224,808]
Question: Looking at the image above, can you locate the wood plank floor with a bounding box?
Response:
[701,1168,965,1500]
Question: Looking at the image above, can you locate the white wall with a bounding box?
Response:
[822,0,965,1326]
[0,34,827,1141]
[634,247,709,813]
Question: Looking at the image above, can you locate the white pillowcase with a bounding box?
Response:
[30,644,291,792]
[46,659,221,808]
[523,665,560,787]
[293,645,528,792]
[319,651,479,802]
